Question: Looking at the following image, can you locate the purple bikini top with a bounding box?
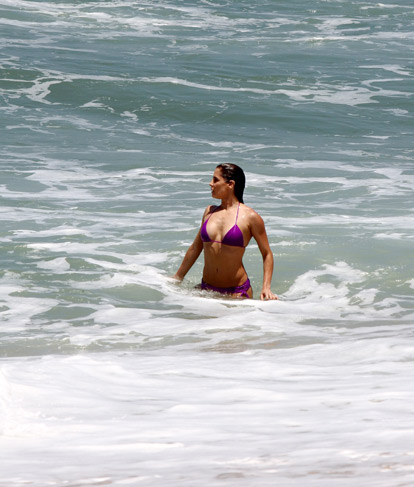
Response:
[200,203,245,248]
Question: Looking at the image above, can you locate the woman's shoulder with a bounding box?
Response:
[240,204,265,226]
[205,204,219,214]
[240,203,260,218]
[202,204,219,220]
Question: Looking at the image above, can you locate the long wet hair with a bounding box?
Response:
[216,163,245,203]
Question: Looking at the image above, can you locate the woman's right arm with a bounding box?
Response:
[173,206,210,281]
[173,230,203,281]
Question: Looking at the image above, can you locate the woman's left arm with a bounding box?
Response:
[250,212,278,300]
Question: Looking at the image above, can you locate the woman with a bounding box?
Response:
[173,163,277,300]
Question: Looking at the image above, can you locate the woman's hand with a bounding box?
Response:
[260,288,278,300]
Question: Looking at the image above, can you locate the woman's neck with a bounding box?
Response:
[219,196,239,209]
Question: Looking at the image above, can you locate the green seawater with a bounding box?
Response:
[0,2,413,486]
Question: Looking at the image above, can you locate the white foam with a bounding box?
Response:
[71,264,167,292]
[15,226,91,238]
[140,76,389,105]
[37,257,71,272]
[384,108,409,116]
[0,280,58,330]
[27,241,123,254]
[1,347,414,485]
[360,64,413,76]
[121,111,139,121]
[8,70,127,105]
[374,232,412,240]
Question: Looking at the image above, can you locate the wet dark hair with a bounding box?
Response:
[216,163,245,203]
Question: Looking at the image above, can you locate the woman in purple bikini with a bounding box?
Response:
[173,163,277,300]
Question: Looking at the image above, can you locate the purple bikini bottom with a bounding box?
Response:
[200,278,251,298]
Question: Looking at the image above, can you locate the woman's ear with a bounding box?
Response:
[228,179,235,188]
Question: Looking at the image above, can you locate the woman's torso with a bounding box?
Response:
[201,203,252,287]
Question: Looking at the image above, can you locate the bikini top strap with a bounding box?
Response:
[235,203,240,223]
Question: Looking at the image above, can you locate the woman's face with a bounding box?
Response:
[209,168,232,199]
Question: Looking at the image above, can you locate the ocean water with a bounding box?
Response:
[1,0,413,485]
